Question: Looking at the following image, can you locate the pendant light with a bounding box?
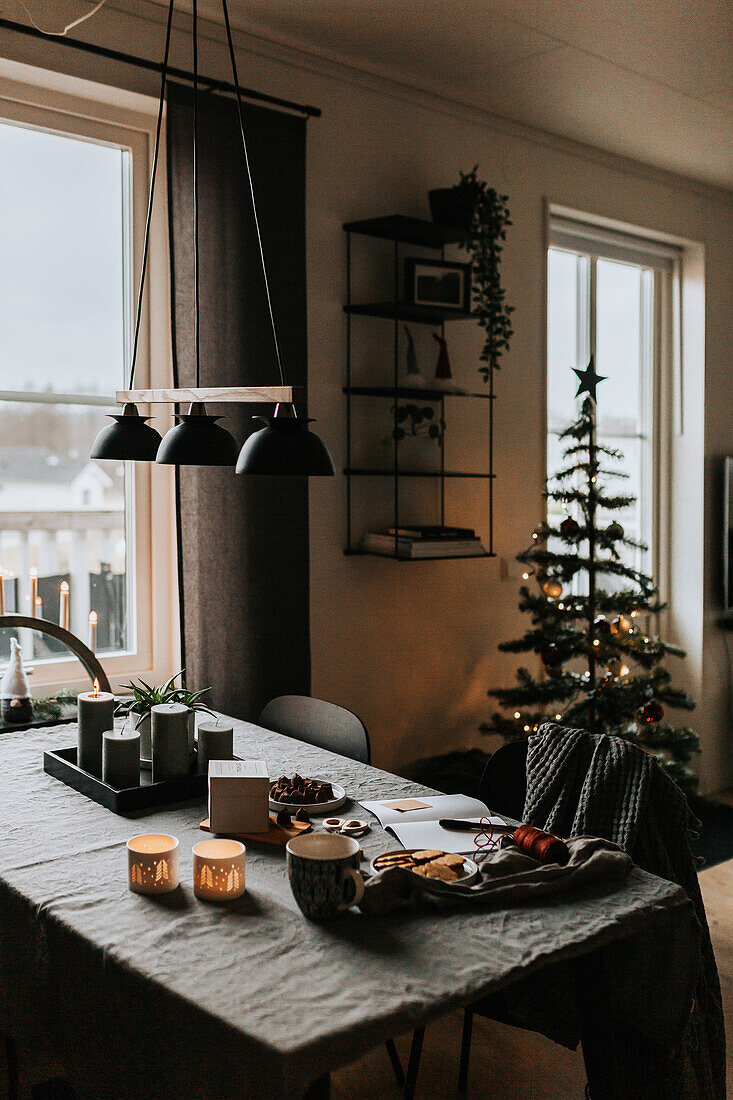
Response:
[90,0,175,462]
[221,0,334,477]
[156,0,239,467]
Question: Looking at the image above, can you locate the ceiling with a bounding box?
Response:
[15,1,733,191]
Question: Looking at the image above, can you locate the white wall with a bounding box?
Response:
[3,6,732,788]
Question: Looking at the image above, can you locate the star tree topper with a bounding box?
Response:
[573,355,607,402]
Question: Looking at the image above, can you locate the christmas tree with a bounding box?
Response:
[487,358,700,793]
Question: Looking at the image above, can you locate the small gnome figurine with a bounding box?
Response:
[432,333,455,391]
[401,325,429,389]
[1,638,34,724]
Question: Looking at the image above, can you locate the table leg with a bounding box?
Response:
[301,1073,330,1100]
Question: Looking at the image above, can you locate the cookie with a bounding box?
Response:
[437,854,465,869]
[421,863,459,882]
[412,849,444,864]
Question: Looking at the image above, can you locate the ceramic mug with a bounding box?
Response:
[286,833,365,920]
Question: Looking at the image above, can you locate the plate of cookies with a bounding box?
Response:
[369,848,480,885]
[269,774,347,816]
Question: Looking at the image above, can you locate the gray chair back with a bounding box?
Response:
[259,695,371,765]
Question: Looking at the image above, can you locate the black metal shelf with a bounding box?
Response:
[344,302,474,325]
[344,385,493,401]
[344,468,495,479]
[342,215,466,248]
[344,213,495,557]
[344,549,496,562]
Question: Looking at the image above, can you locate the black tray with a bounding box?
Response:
[44,745,211,814]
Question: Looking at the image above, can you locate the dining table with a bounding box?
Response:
[0,716,699,1100]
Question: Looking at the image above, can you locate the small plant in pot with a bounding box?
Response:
[429,167,514,383]
[380,402,445,450]
[120,670,214,764]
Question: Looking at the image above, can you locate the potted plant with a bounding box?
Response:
[429,167,514,382]
[380,403,445,470]
[120,671,214,764]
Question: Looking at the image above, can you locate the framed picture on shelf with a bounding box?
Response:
[404,258,471,312]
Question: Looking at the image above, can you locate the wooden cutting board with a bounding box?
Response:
[199,813,312,846]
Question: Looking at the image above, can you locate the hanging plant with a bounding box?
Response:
[432,167,514,382]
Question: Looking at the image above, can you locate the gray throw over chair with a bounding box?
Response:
[259,695,371,765]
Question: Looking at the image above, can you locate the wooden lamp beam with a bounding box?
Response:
[0,615,111,692]
[116,386,306,405]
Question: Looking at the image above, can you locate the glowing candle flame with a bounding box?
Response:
[60,581,69,593]
[92,677,100,697]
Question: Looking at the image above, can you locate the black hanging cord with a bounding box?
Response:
[192,0,201,389]
[221,0,287,388]
[127,0,174,390]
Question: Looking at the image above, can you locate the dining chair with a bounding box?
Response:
[258,695,371,765]
[258,695,410,1087]
[400,738,531,1099]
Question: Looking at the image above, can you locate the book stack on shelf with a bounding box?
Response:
[361,525,488,559]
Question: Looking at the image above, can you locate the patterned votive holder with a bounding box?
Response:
[127,834,180,895]
[192,839,246,901]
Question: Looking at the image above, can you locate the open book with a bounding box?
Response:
[359,793,507,855]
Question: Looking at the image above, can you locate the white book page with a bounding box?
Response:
[386,818,506,855]
[359,793,493,827]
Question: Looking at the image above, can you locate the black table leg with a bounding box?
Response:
[403,1027,425,1100]
[302,1073,330,1100]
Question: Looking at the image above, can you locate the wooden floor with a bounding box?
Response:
[2,862,730,1099]
[331,859,733,1099]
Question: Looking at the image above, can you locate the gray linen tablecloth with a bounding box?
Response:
[0,719,696,1099]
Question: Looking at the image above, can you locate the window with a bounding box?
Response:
[547,212,680,586]
[0,63,178,688]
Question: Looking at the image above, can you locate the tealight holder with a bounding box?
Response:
[192,839,246,901]
[127,834,180,895]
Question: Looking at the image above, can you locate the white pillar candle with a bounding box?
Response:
[59,582,69,631]
[0,569,5,616]
[34,596,43,619]
[196,720,234,774]
[127,834,179,895]
[103,727,140,790]
[77,679,115,778]
[29,569,38,617]
[151,703,190,783]
[192,839,246,901]
[88,611,97,653]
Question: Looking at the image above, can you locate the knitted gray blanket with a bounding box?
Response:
[524,723,725,1100]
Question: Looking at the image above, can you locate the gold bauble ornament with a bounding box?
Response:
[610,615,632,636]
[541,578,563,600]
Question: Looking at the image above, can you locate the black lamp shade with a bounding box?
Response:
[236,416,335,476]
[90,404,162,461]
[156,405,240,466]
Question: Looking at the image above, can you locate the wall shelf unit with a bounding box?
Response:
[344,214,496,561]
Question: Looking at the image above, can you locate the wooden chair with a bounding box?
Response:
[401,739,530,1099]
[258,696,409,1088]
[259,695,371,765]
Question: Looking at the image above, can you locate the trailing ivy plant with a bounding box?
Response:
[380,403,445,449]
[455,166,514,382]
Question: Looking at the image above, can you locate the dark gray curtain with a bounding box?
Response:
[166,81,310,720]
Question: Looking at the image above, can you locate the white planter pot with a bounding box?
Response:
[396,433,440,473]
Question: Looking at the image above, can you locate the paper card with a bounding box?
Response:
[381,799,432,813]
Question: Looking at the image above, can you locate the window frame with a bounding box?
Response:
[0,60,179,694]
[545,207,681,618]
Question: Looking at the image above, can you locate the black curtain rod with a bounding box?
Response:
[0,16,321,118]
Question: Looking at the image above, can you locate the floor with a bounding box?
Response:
[330,859,733,1099]
[2,862,730,1099]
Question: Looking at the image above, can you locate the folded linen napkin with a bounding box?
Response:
[358,835,631,915]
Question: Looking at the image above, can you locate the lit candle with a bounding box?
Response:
[30,569,38,617]
[59,582,69,631]
[192,839,246,901]
[88,610,98,653]
[0,568,5,616]
[77,678,115,778]
[127,834,180,895]
[34,595,43,620]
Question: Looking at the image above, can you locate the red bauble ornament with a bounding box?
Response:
[541,646,563,668]
[594,615,611,635]
[638,700,664,723]
[560,516,580,538]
